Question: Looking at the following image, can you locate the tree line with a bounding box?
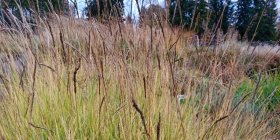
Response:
[85,0,279,42]
[0,0,278,42]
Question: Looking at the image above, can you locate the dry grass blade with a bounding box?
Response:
[26,58,37,117]
[201,115,229,140]
[38,63,55,73]
[132,98,151,139]
[73,57,81,94]
[29,122,53,133]
[156,112,161,140]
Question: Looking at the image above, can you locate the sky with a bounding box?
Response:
[75,0,280,18]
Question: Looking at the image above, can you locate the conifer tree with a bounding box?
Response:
[169,0,207,34]
[235,0,254,40]
[249,0,277,41]
[208,0,234,33]
[84,0,124,20]
[2,0,67,14]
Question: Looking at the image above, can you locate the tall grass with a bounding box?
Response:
[0,13,279,139]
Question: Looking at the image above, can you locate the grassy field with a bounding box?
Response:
[0,16,279,139]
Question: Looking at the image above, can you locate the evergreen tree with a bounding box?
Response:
[0,0,68,27]
[249,0,277,41]
[235,0,254,40]
[169,0,207,34]
[84,0,124,20]
[208,0,234,33]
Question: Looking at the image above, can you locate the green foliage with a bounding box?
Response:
[256,73,280,111]
[169,0,207,34]
[84,0,124,20]
[208,0,234,33]
[235,0,254,40]
[2,0,67,14]
[235,72,280,112]
[236,0,277,41]
[249,0,277,41]
[168,0,234,35]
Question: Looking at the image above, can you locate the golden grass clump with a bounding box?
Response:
[0,15,279,139]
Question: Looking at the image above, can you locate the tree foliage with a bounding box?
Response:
[84,0,124,20]
[169,0,208,34]
[236,0,277,41]
[1,0,68,14]
[235,0,254,40]
[169,0,234,35]
[208,0,234,33]
[249,0,277,41]
[168,0,278,42]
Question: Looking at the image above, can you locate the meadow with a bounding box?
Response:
[0,16,279,139]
